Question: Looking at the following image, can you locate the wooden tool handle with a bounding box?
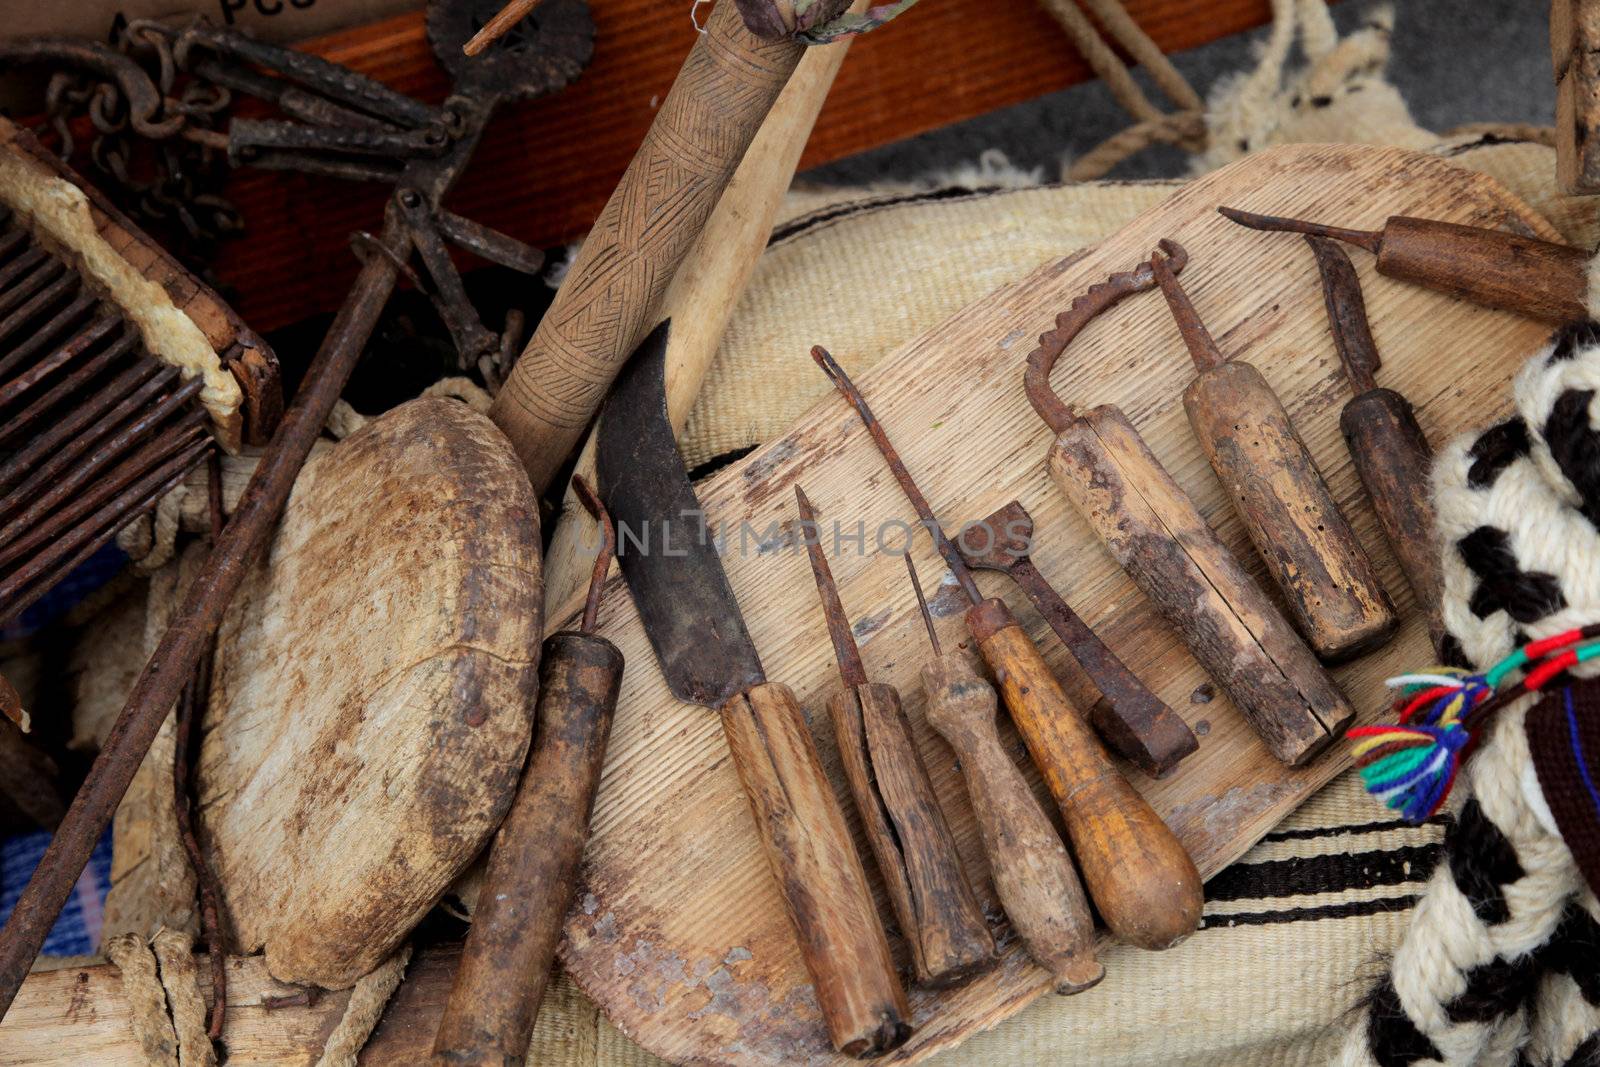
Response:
[1184,360,1396,663]
[827,682,995,988]
[1047,405,1353,766]
[1341,387,1447,655]
[431,632,623,1067]
[1377,216,1591,325]
[1008,558,1197,777]
[919,656,1103,994]
[720,681,911,1058]
[965,598,1201,951]
[491,0,806,492]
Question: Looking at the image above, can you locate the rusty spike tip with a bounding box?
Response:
[795,484,868,689]
[808,345,984,606]
[572,474,614,633]
[1149,241,1227,372]
[1216,206,1384,255]
[904,554,942,658]
[461,0,549,56]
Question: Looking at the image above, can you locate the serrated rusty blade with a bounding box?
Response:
[595,321,766,708]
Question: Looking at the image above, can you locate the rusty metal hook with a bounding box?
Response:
[1023,239,1189,434]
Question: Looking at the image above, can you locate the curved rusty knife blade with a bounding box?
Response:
[595,320,766,707]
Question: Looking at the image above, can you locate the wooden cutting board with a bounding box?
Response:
[551,144,1561,1066]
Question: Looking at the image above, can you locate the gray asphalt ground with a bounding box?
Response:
[807,0,1549,185]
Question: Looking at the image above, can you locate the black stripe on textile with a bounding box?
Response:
[1466,418,1531,488]
[1563,1033,1600,1067]
[1261,816,1452,843]
[1446,799,1526,926]
[1528,682,1600,901]
[1546,321,1600,365]
[1205,844,1438,903]
[1541,388,1600,525]
[1198,894,1419,930]
[1365,976,1445,1067]
[769,186,1006,244]
[1457,525,1567,624]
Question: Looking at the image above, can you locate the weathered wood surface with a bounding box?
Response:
[719,681,910,1057]
[431,631,623,1066]
[204,0,1305,335]
[491,0,805,492]
[1553,0,1600,195]
[824,683,995,988]
[918,653,1102,995]
[197,397,543,990]
[548,145,1563,1066]
[1182,359,1397,662]
[966,599,1202,950]
[1374,216,1592,323]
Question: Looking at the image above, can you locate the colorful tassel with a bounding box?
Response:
[1352,626,1600,822]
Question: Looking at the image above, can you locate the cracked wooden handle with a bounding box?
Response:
[1047,404,1354,766]
[431,632,623,1067]
[720,681,911,1058]
[966,599,1202,951]
[920,654,1102,993]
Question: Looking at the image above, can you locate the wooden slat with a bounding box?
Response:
[211,0,1285,333]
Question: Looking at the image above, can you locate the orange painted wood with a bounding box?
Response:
[212,0,1285,333]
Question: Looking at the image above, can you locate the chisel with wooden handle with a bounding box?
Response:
[1149,240,1397,663]
[905,554,1103,994]
[598,324,909,1058]
[1305,235,1446,655]
[1023,252,1355,767]
[796,485,996,989]
[1219,206,1593,325]
[813,346,1202,952]
[492,0,806,492]
[431,477,622,1067]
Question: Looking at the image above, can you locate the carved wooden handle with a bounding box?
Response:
[431,632,623,1066]
[1185,361,1396,663]
[491,0,806,492]
[918,655,1102,994]
[720,681,911,1058]
[1377,216,1590,324]
[965,598,1202,951]
[1047,404,1354,766]
[827,682,995,988]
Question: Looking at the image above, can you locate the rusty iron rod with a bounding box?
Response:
[794,484,869,689]
[571,474,613,634]
[0,239,401,1015]
[1216,207,1384,254]
[809,345,983,606]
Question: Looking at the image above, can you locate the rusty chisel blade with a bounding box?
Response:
[1306,235,1382,392]
[595,321,765,708]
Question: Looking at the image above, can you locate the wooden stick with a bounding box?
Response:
[462,0,550,57]
[490,0,806,493]
[720,681,911,1058]
[540,22,858,614]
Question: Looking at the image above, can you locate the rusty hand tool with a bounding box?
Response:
[1148,240,1397,663]
[795,484,997,988]
[431,476,623,1067]
[0,2,589,1016]
[493,0,808,493]
[812,345,1202,952]
[1305,235,1446,656]
[1218,206,1592,325]
[1023,252,1355,767]
[598,324,909,1058]
[958,500,1197,777]
[904,555,1103,995]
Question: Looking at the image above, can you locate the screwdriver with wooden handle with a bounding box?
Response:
[1150,240,1397,664]
[795,485,996,988]
[1304,234,1446,655]
[904,554,1103,994]
[431,476,624,1067]
[1218,206,1593,325]
[812,346,1202,952]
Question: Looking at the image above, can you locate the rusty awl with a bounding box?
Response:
[958,500,1197,777]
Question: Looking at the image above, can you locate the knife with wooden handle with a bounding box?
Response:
[596,323,910,1059]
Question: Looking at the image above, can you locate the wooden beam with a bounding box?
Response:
[210,0,1283,333]
[1553,0,1600,194]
